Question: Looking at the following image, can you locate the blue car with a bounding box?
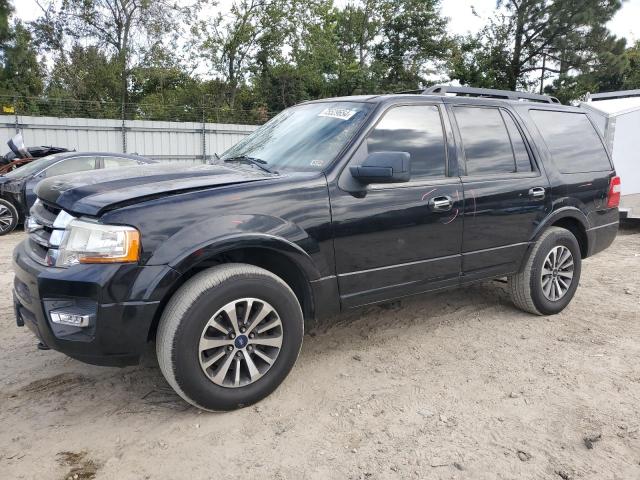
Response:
[0,152,156,235]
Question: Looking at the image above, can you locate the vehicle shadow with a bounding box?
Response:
[4,279,517,420]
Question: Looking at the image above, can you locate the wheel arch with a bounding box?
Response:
[518,208,589,273]
[147,237,318,341]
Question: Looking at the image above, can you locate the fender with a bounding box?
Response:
[146,214,325,282]
[529,206,590,243]
[516,206,590,272]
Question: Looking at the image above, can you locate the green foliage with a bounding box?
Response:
[0,0,638,120]
[449,0,626,96]
[0,0,11,46]
[0,8,43,99]
[621,41,640,90]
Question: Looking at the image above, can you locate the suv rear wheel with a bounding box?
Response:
[508,226,582,315]
[156,263,304,411]
[0,199,18,235]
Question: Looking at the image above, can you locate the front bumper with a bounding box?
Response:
[12,239,180,366]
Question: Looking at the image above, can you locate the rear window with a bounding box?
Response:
[454,106,515,175]
[530,110,611,173]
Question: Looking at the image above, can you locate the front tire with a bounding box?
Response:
[156,263,304,411]
[508,227,582,315]
[0,199,18,235]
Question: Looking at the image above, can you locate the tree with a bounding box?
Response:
[0,0,11,47]
[0,1,44,99]
[546,29,628,103]
[450,0,625,92]
[621,41,640,89]
[47,45,120,101]
[32,0,194,112]
[196,0,273,108]
[372,0,449,92]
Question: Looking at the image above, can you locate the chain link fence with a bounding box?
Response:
[0,95,277,125]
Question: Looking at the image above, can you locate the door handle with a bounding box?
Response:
[429,196,453,212]
[529,187,546,199]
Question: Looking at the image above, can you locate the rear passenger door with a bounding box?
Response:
[449,104,551,282]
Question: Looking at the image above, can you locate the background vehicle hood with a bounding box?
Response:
[35,163,276,216]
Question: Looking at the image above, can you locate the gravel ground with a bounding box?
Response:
[1,227,639,480]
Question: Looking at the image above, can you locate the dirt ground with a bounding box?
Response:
[1,227,639,480]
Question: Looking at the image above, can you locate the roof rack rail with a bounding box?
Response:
[421,85,561,104]
[588,89,640,101]
[394,89,425,95]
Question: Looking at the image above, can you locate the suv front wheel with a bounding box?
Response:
[508,226,582,315]
[156,263,304,411]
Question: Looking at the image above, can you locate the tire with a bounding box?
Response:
[0,199,18,235]
[508,227,582,316]
[156,263,304,411]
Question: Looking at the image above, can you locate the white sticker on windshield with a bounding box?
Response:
[318,107,358,121]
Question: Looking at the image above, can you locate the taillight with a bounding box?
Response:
[606,176,621,208]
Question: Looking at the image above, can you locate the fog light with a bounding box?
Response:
[50,311,92,327]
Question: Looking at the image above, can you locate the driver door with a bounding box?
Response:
[330,104,463,308]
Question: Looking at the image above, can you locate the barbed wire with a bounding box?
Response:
[0,95,278,125]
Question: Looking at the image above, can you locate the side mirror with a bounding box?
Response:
[350,151,410,184]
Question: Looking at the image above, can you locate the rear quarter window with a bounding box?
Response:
[529,110,611,173]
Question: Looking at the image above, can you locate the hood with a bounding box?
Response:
[35,163,276,216]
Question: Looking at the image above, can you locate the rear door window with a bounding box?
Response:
[44,157,97,177]
[103,157,142,169]
[453,106,516,175]
[529,110,611,173]
[501,111,533,172]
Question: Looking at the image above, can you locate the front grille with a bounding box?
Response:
[27,200,64,265]
[32,200,59,227]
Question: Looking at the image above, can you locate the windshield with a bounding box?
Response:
[220,101,372,171]
[3,155,62,179]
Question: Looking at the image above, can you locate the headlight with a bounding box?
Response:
[56,219,140,267]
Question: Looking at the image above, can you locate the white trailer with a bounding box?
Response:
[581,90,640,220]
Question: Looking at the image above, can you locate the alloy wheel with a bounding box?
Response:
[541,245,574,301]
[0,204,15,233]
[198,298,283,388]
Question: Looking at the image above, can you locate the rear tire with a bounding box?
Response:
[0,199,18,235]
[508,227,582,315]
[156,263,304,411]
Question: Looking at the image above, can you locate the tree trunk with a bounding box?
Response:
[508,1,527,90]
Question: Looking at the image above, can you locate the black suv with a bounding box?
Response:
[12,86,620,411]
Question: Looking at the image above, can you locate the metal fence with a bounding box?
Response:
[0,115,260,164]
[0,95,274,163]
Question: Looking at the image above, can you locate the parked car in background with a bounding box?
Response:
[12,86,619,411]
[0,152,156,235]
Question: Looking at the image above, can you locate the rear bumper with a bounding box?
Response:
[586,220,619,257]
[12,239,180,367]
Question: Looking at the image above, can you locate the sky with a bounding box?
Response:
[14,0,640,42]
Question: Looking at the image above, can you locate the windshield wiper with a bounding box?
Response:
[223,155,277,174]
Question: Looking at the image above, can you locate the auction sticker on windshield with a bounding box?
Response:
[318,107,358,121]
